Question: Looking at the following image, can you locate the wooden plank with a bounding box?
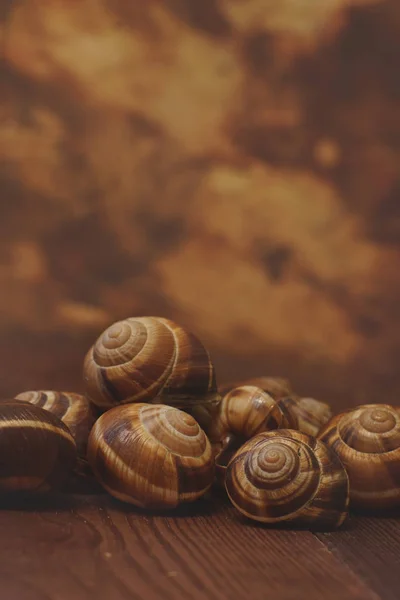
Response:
[316,514,400,600]
[0,494,377,600]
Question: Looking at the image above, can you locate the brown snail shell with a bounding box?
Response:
[212,386,299,483]
[219,376,291,399]
[0,400,77,494]
[319,404,400,511]
[225,429,349,529]
[295,397,333,438]
[220,377,332,437]
[14,391,97,457]
[83,317,220,434]
[216,386,298,439]
[87,403,214,508]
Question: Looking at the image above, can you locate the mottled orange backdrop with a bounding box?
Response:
[1,0,399,409]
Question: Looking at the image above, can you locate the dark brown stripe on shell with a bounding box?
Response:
[50,393,71,420]
[162,327,215,398]
[100,368,126,405]
[175,455,214,498]
[102,418,135,449]
[36,392,48,408]
[276,396,299,429]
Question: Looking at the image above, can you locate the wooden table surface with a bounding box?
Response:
[1,490,399,600]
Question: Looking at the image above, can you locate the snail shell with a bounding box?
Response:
[83,317,220,433]
[212,385,299,483]
[319,404,400,510]
[225,429,349,529]
[219,377,332,437]
[87,403,214,508]
[219,377,291,399]
[0,401,77,493]
[14,391,97,457]
[216,386,298,439]
[295,397,333,438]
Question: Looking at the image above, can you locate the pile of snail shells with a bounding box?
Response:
[0,316,399,530]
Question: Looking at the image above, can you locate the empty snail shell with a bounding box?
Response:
[212,386,299,483]
[83,317,220,435]
[14,391,97,457]
[216,386,298,439]
[0,400,77,494]
[87,403,214,508]
[225,429,349,529]
[319,404,400,511]
[295,397,333,438]
[219,377,332,438]
[219,376,292,399]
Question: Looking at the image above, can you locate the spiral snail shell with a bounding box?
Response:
[225,429,349,528]
[14,391,97,457]
[220,377,331,437]
[0,400,77,493]
[319,404,400,510]
[216,386,298,440]
[87,403,214,508]
[212,385,298,483]
[83,317,220,434]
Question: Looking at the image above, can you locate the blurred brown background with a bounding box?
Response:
[1,0,399,410]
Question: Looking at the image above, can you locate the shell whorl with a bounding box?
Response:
[337,405,400,453]
[87,403,214,508]
[138,403,209,457]
[212,385,298,483]
[225,429,349,528]
[218,378,332,438]
[217,386,297,440]
[14,391,97,457]
[319,404,400,510]
[83,317,218,412]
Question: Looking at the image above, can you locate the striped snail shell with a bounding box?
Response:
[14,391,97,457]
[219,377,332,438]
[87,403,214,508]
[319,404,400,510]
[225,429,349,529]
[212,386,298,484]
[295,397,333,438]
[219,377,291,399]
[217,385,298,439]
[0,400,77,494]
[83,317,220,434]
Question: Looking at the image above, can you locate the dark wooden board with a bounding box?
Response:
[0,493,385,600]
[317,514,400,600]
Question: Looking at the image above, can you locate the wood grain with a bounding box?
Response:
[0,494,384,600]
[317,514,400,600]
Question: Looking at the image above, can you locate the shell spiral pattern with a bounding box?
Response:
[87,403,214,508]
[14,391,97,457]
[83,317,218,417]
[319,404,400,510]
[212,385,299,484]
[217,385,298,440]
[219,376,332,437]
[225,429,349,528]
